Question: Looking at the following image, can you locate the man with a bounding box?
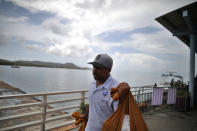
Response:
[85,54,130,131]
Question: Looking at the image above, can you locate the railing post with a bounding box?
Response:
[81,91,85,104]
[137,89,140,104]
[41,95,47,131]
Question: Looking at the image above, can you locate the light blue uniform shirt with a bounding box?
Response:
[85,75,119,131]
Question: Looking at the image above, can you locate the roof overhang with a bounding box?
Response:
[155,2,197,52]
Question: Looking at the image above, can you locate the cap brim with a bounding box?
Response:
[88,62,106,68]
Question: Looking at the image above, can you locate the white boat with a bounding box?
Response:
[160,72,184,87]
[11,65,20,68]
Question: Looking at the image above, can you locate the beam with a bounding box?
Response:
[183,10,194,32]
[182,10,196,108]
[189,33,196,108]
[172,32,189,36]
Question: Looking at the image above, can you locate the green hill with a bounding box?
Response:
[0,59,90,70]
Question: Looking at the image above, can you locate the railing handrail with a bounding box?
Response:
[0,86,172,100]
[0,97,88,111]
[1,86,188,131]
[0,89,89,131]
[0,89,89,99]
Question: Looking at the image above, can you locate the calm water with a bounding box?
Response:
[0,65,162,111]
[0,65,163,94]
[0,65,189,113]
[0,65,93,93]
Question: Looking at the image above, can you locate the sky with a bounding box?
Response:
[0,0,197,85]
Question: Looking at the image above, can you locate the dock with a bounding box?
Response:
[0,81,197,131]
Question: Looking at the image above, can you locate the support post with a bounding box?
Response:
[41,95,47,131]
[189,34,196,108]
[81,91,85,104]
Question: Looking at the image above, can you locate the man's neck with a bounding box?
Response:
[96,75,110,87]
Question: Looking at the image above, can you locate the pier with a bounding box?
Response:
[1,81,196,131]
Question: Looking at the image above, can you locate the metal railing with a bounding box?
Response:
[132,85,190,112]
[132,86,153,111]
[0,90,88,131]
[0,85,190,131]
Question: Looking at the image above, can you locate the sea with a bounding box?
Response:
[0,65,162,94]
[0,65,172,112]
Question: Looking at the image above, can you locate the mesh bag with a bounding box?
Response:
[102,92,148,131]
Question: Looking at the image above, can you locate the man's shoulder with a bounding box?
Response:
[90,80,96,85]
[89,80,96,89]
[109,76,120,88]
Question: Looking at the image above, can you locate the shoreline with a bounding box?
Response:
[0,64,91,70]
[0,80,74,131]
[1,80,197,131]
[0,80,43,103]
[0,80,26,93]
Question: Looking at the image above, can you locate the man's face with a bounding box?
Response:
[92,65,111,81]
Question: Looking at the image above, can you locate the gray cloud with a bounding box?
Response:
[45,43,94,58]
[41,18,71,36]
[49,23,68,36]
[2,0,196,74]
[0,33,10,46]
[76,0,106,10]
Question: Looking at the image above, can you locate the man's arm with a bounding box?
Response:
[110,82,131,103]
[118,82,131,102]
[80,104,89,121]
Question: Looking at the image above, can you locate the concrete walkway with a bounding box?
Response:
[69,107,197,131]
[67,107,197,131]
[144,108,197,131]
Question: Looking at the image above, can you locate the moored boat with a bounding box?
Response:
[11,65,20,68]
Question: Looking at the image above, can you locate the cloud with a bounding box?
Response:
[5,0,195,43]
[0,21,46,43]
[8,0,196,36]
[123,30,189,55]
[112,52,169,72]
[26,44,44,51]
[0,15,28,23]
[0,14,94,59]
[41,18,71,36]
[0,32,10,46]
[76,0,106,10]
[2,0,195,72]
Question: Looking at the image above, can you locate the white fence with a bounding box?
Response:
[1,85,188,131]
[0,86,153,131]
[0,90,88,131]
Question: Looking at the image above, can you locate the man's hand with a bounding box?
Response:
[79,113,87,120]
[118,82,131,102]
[110,82,131,102]
[110,87,120,101]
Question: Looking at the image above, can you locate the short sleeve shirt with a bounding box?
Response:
[85,75,119,131]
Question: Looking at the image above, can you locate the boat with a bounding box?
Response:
[11,65,20,68]
[160,72,185,87]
